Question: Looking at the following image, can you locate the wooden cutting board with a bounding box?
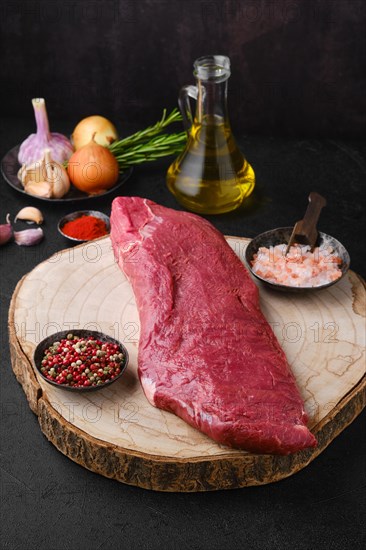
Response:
[8,236,366,492]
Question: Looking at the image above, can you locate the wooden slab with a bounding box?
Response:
[8,236,366,491]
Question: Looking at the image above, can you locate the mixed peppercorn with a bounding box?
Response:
[39,334,125,388]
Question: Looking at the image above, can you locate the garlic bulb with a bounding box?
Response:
[18,98,74,165]
[18,148,70,199]
[15,207,44,224]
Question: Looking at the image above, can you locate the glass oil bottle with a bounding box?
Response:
[167,55,255,214]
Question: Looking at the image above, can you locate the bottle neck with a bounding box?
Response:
[196,78,229,124]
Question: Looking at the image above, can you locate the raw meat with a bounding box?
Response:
[110,197,317,455]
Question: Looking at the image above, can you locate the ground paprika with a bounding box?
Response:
[61,215,108,240]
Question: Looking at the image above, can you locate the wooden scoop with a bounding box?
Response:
[286,192,327,254]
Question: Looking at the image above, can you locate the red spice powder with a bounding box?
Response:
[62,215,108,240]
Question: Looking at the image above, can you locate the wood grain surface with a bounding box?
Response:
[8,236,366,491]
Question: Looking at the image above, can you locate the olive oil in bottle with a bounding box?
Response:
[167,56,255,215]
[167,116,255,214]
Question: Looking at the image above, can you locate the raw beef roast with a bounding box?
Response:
[110,197,317,455]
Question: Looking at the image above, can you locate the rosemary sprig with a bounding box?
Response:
[111,132,187,169]
[109,108,186,171]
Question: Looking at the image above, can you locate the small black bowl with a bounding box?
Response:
[58,210,110,243]
[34,329,129,392]
[244,227,350,292]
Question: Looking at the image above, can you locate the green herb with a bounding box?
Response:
[108,108,186,171]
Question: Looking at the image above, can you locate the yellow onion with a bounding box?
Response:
[67,134,119,194]
[71,116,118,150]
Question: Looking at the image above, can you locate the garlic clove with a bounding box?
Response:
[51,166,70,198]
[15,207,44,224]
[14,227,44,246]
[19,149,70,199]
[44,148,70,198]
[24,181,53,198]
[18,158,44,187]
[0,213,13,246]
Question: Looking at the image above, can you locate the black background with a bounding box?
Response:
[1,0,365,137]
[0,1,365,550]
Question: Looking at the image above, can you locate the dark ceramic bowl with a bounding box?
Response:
[34,329,129,392]
[244,227,350,292]
[58,210,110,243]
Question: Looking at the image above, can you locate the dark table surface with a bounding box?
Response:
[0,119,365,550]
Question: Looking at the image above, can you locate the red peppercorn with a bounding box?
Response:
[40,334,125,389]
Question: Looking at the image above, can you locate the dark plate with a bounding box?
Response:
[244,227,350,292]
[1,145,133,202]
[34,329,129,392]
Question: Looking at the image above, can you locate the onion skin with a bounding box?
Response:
[72,116,118,150]
[67,136,119,194]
